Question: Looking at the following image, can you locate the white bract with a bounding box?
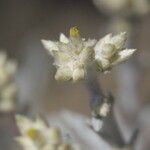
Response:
[15,115,81,150]
[99,103,111,117]
[0,51,17,112]
[94,32,136,72]
[90,117,103,132]
[42,27,96,82]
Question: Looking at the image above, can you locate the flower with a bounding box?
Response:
[92,0,150,16]
[0,51,17,112]
[42,27,96,82]
[94,32,136,72]
[93,0,128,13]
[15,115,81,150]
[42,27,136,81]
[111,147,131,150]
[132,0,150,16]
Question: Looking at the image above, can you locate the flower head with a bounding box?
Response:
[92,0,150,16]
[0,51,17,112]
[42,27,136,81]
[42,27,96,82]
[15,115,81,150]
[94,32,136,72]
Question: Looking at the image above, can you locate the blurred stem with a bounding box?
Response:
[86,67,125,147]
[85,67,103,110]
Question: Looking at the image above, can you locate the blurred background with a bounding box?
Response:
[0,0,150,149]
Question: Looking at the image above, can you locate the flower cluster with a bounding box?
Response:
[42,27,136,82]
[94,32,135,71]
[15,115,81,150]
[92,0,150,16]
[42,27,96,82]
[0,51,17,112]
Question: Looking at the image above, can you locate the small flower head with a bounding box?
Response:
[42,28,136,81]
[15,115,81,150]
[94,32,136,72]
[42,27,96,82]
[92,0,150,16]
[93,0,128,13]
[0,51,17,112]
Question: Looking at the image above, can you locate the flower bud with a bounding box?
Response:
[101,44,116,59]
[99,103,110,117]
[98,58,110,70]
[55,67,72,81]
[56,52,70,64]
[111,32,127,49]
[73,68,85,82]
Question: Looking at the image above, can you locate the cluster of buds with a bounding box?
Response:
[15,115,81,150]
[94,32,135,72]
[42,27,136,82]
[42,27,96,82]
[0,51,17,112]
[92,0,150,16]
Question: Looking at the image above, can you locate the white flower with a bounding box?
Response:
[42,28,136,80]
[132,0,150,15]
[94,32,136,72]
[42,27,96,82]
[92,0,150,16]
[93,0,128,13]
[0,51,17,112]
[16,115,62,149]
[15,115,81,150]
[0,83,17,112]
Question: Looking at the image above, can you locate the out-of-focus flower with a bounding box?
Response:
[92,0,150,16]
[132,0,150,16]
[111,147,131,150]
[94,32,136,72]
[0,51,17,112]
[93,0,128,13]
[42,27,96,82]
[49,110,110,150]
[15,115,81,150]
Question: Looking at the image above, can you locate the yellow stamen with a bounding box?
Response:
[26,128,38,139]
[69,26,79,37]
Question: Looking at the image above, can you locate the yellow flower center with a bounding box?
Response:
[69,26,79,37]
[26,128,38,139]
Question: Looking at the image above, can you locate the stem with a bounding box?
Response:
[86,69,125,148]
[85,68,104,111]
[99,112,125,147]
